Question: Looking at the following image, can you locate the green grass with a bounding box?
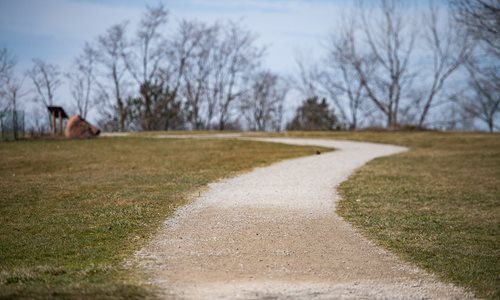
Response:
[273,131,500,299]
[0,136,323,299]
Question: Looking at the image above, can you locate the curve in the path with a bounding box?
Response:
[134,137,474,300]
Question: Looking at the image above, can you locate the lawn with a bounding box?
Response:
[0,136,322,299]
[1,132,498,299]
[274,131,500,300]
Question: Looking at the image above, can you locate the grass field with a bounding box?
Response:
[1,132,498,299]
[274,131,500,299]
[0,136,323,299]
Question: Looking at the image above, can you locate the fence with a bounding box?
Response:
[0,110,25,141]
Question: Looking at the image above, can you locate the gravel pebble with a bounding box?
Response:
[132,137,475,300]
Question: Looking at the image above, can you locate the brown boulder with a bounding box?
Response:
[64,115,101,138]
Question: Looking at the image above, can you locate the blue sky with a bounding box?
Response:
[0,0,450,124]
[1,0,446,72]
[0,0,357,122]
[0,0,354,73]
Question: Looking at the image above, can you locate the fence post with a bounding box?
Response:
[58,110,63,136]
[51,111,56,136]
[21,111,25,139]
[13,110,17,140]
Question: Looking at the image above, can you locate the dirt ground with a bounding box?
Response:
[132,137,474,299]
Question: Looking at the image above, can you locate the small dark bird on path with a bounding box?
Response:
[316,150,321,155]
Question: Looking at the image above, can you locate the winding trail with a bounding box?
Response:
[134,137,473,299]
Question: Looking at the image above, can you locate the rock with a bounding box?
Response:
[64,115,100,138]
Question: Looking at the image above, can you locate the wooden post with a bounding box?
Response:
[51,111,56,136]
[58,110,63,136]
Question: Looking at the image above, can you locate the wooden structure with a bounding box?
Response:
[47,106,68,136]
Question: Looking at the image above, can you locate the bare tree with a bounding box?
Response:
[180,21,220,130]
[0,48,16,88]
[450,0,499,132]
[0,50,28,139]
[294,52,322,100]
[212,21,264,130]
[128,80,184,131]
[125,3,168,84]
[417,3,472,128]
[95,22,129,131]
[147,19,210,131]
[463,57,500,132]
[128,16,215,131]
[86,6,265,131]
[66,42,98,119]
[27,58,61,107]
[3,75,28,139]
[450,0,500,56]
[4,75,24,114]
[240,71,288,131]
[0,48,17,113]
[321,18,367,130]
[27,106,48,135]
[355,0,416,128]
[123,4,168,130]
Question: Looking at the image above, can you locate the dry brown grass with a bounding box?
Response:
[269,131,500,299]
[0,136,322,299]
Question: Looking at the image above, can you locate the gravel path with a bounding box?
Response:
[134,137,474,299]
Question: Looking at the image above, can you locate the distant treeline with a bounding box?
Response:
[0,0,498,134]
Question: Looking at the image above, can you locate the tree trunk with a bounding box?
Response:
[118,99,126,132]
[219,119,225,131]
